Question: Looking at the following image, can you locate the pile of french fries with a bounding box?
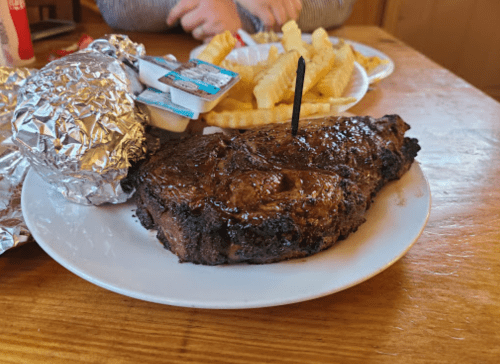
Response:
[251,29,389,78]
[196,21,357,129]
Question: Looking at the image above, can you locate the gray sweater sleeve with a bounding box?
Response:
[239,0,357,33]
[95,0,177,32]
[95,0,356,33]
[298,0,357,32]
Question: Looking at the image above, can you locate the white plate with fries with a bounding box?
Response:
[23,163,430,309]
[225,43,368,113]
[190,36,393,85]
[194,42,369,129]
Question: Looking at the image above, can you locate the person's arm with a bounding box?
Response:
[236,0,357,33]
[95,0,177,32]
[235,0,302,31]
[297,0,356,32]
[95,0,356,37]
[166,0,242,40]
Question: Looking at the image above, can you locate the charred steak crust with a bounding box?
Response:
[125,115,420,265]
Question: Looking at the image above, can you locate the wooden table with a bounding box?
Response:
[2,21,500,363]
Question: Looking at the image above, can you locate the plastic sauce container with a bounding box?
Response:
[138,55,180,92]
[157,59,239,114]
[136,87,197,132]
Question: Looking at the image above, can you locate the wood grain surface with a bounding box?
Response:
[1,13,500,364]
[383,0,500,102]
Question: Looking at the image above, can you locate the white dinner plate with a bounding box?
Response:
[189,35,394,84]
[22,163,430,309]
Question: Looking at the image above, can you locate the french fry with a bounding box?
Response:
[301,90,357,116]
[302,47,336,93]
[282,46,336,102]
[313,41,354,97]
[266,45,280,65]
[219,60,262,84]
[303,42,315,57]
[204,102,331,129]
[311,27,333,51]
[213,97,254,112]
[281,20,310,59]
[253,50,300,109]
[251,46,281,84]
[326,97,357,105]
[196,30,237,65]
[301,89,323,101]
[229,80,255,102]
[302,91,357,106]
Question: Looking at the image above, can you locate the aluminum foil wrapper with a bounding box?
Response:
[0,67,34,253]
[102,34,146,65]
[12,41,148,206]
[0,35,148,254]
[87,35,145,94]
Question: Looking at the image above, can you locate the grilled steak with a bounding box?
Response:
[125,115,420,265]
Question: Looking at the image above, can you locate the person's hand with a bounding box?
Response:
[236,0,302,31]
[167,0,243,41]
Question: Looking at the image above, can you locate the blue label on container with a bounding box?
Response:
[136,88,196,118]
[157,58,239,100]
[165,72,220,95]
[151,56,179,70]
[189,59,239,78]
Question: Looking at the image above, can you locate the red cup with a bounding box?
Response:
[0,0,35,67]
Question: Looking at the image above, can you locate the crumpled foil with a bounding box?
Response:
[1,35,149,254]
[12,40,148,206]
[87,34,145,95]
[0,67,34,253]
[101,34,146,66]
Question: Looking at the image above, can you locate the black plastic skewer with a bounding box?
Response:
[291,56,306,136]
